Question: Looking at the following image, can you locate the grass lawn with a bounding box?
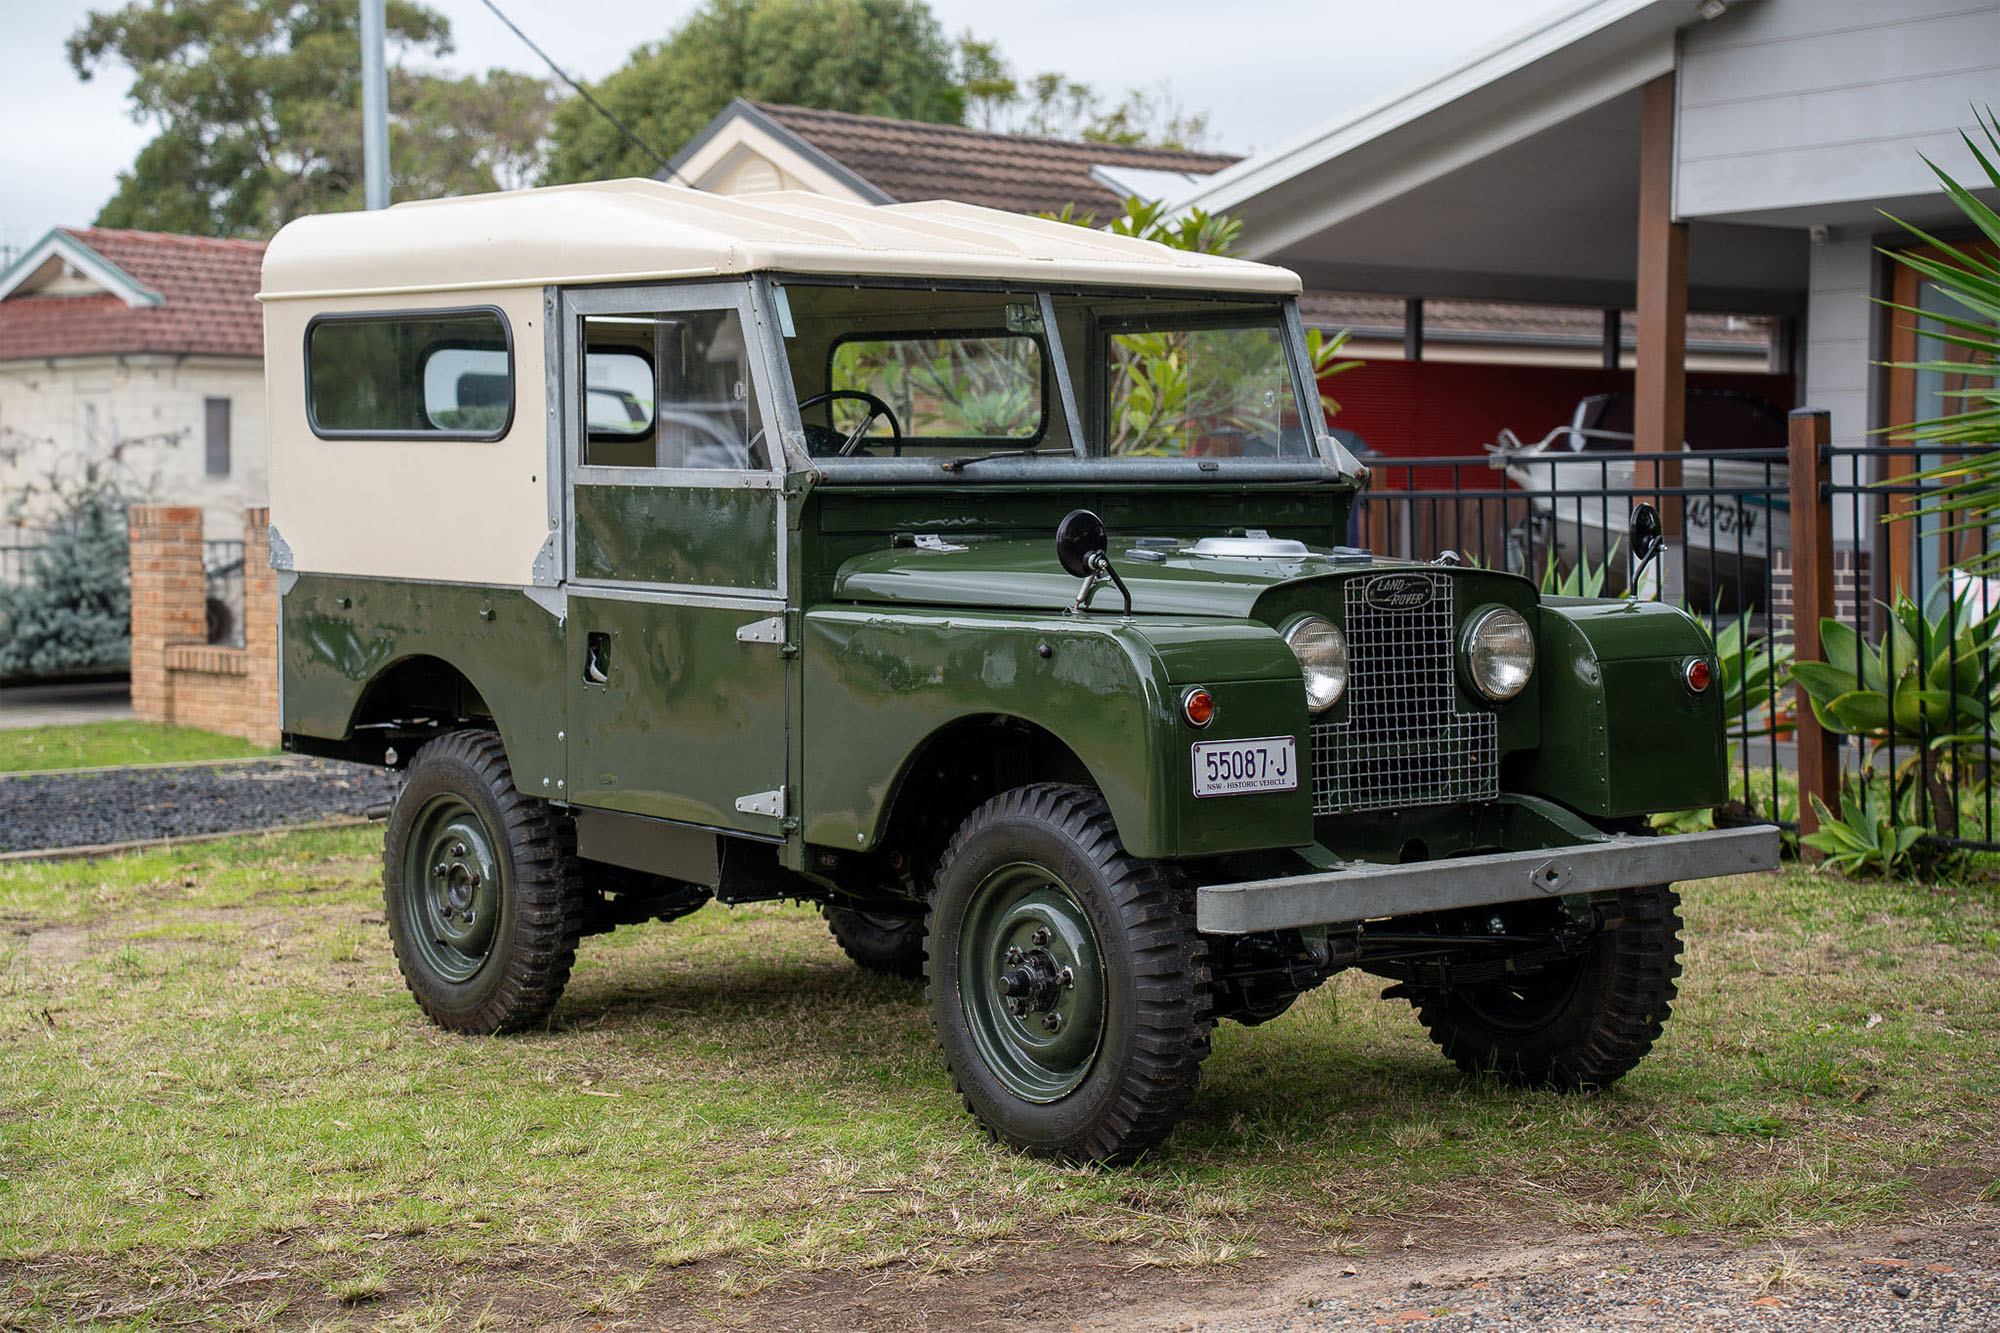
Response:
[0,722,275,773]
[1,827,1996,1328]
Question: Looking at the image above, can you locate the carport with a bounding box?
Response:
[1170,0,1812,547]
[1175,0,2000,578]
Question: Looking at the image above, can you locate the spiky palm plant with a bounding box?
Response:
[1880,107,2000,560]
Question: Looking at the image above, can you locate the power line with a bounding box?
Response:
[474,0,692,186]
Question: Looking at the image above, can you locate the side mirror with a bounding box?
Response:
[1629,503,1663,567]
[1055,508,1131,615]
[1055,509,1108,579]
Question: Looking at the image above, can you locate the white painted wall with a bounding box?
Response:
[0,355,266,542]
[1676,0,2000,222]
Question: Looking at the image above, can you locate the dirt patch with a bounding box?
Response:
[11,1217,1997,1331]
[1,1230,1319,1332]
[15,925,87,967]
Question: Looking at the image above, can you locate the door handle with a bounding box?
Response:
[584,632,611,684]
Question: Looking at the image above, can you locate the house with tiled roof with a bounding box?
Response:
[663,99,1769,374]
[0,227,267,542]
[669,99,1241,221]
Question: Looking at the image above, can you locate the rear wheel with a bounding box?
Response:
[927,783,1212,1164]
[824,907,926,979]
[1412,883,1682,1088]
[382,731,583,1034]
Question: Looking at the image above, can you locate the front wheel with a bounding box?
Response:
[927,784,1212,1164]
[382,731,584,1034]
[1412,883,1683,1088]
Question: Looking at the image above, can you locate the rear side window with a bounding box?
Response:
[307,309,513,439]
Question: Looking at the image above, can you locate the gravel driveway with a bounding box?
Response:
[1085,1220,2000,1333]
[0,758,402,853]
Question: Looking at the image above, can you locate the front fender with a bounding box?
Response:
[1511,597,1726,817]
[801,608,1313,859]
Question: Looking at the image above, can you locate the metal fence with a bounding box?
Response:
[203,539,245,648]
[1354,418,2000,853]
[0,543,44,587]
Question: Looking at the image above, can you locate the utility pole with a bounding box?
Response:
[360,0,389,209]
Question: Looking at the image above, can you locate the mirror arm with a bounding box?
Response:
[1070,551,1133,616]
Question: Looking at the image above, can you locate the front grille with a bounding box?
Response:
[1311,571,1498,815]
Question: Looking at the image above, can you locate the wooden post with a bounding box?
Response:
[1634,72,1687,538]
[1788,409,1840,847]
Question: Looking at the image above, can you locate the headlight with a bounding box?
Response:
[1463,606,1535,702]
[1284,615,1347,714]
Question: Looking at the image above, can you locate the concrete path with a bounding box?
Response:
[0,681,134,729]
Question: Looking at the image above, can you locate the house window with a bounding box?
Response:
[305,308,514,439]
[204,398,231,476]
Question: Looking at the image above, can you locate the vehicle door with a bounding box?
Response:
[561,282,791,836]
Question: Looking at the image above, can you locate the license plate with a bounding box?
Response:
[1191,737,1298,797]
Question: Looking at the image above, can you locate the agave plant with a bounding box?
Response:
[1800,775,1960,879]
[1788,593,2000,834]
[1713,611,1795,743]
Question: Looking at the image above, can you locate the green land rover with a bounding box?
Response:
[264,180,1778,1163]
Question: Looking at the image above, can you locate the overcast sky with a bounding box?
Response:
[1,0,1562,257]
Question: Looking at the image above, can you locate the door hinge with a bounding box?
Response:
[735,615,785,645]
[736,788,787,818]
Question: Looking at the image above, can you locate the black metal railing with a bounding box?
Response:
[1821,445,1998,851]
[1353,438,2000,853]
[203,539,245,647]
[0,543,44,587]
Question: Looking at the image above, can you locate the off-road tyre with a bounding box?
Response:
[927,783,1213,1164]
[1413,883,1683,1088]
[824,907,926,979]
[382,730,584,1034]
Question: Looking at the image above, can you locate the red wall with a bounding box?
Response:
[1325,360,1796,491]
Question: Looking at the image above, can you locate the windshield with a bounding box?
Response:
[774,280,1334,470]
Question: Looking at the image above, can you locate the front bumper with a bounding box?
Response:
[1196,824,1781,934]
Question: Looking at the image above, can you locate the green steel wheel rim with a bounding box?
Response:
[957,860,1106,1103]
[400,793,505,984]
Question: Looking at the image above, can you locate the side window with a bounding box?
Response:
[580,308,765,471]
[306,309,513,439]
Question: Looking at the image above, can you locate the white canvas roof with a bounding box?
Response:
[260,179,1302,300]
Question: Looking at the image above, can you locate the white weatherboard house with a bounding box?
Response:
[1171,0,2000,591]
[0,228,269,544]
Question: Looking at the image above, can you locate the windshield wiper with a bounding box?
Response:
[937,447,1055,472]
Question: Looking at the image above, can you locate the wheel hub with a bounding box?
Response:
[996,938,1075,1025]
[957,864,1106,1102]
[400,796,503,983]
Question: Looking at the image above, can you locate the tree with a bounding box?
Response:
[958,44,1211,151]
[0,494,132,678]
[69,0,553,237]
[543,0,964,184]
[0,428,182,678]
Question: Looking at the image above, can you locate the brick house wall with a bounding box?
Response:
[128,504,278,744]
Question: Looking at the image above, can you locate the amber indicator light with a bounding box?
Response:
[1183,688,1216,728]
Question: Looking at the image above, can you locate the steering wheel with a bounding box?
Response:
[796,390,903,458]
